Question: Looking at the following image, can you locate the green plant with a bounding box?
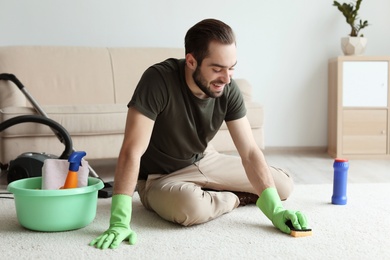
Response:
[333,0,369,37]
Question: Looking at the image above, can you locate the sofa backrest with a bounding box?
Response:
[108,47,185,104]
[0,46,184,107]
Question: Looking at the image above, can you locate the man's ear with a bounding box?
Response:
[185,53,197,70]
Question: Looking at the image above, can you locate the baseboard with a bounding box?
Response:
[263,146,328,153]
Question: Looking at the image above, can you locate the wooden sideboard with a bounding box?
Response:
[328,56,390,159]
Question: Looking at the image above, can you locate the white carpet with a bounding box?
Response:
[1,183,389,260]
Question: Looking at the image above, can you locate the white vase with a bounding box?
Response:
[341,37,368,56]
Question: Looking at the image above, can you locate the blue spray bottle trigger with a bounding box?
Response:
[68,151,87,171]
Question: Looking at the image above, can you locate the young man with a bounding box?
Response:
[90,19,308,250]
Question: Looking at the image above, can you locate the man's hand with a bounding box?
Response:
[268,208,308,234]
[256,187,308,234]
[89,222,137,249]
[90,194,137,249]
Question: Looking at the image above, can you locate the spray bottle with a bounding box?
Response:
[61,151,87,189]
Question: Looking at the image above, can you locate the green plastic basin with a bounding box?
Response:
[7,177,104,232]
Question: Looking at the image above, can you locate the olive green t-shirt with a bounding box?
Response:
[128,58,246,180]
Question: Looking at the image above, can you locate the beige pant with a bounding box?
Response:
[137,146,294,226]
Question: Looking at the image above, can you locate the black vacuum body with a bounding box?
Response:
[0,114,73,184]
[7,152,58,183]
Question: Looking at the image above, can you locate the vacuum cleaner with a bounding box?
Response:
[0,73,113,198]
[0,115,73,183]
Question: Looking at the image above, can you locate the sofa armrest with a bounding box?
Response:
[234,78,253,102]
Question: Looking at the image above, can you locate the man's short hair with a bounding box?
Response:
[184,19,236,65]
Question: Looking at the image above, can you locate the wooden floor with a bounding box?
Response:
[1,150,390,192]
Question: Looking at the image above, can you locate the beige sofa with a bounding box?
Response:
[0,46,264,165]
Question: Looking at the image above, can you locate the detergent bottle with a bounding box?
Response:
[331,158,349,205]
[61,151,87,189]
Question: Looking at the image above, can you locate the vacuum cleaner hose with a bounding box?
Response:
[0,115,73,159]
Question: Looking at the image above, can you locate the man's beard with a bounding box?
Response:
[192,67,224,98]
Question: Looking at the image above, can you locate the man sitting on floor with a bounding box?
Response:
[90,18,308,250]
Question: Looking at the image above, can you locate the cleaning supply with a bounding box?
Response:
[62,151,87,189]
[332,158,349,205]
[7,176,104,232]
[42,159,89,190]
[286,220,312,237]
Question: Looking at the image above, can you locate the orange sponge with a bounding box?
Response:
[286,220,312,237]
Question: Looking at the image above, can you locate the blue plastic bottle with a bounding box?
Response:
[331,158,349,205]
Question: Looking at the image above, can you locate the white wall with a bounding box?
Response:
[1,0,389,148]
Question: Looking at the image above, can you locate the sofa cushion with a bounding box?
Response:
[109,48,184,104]
[218,101,263,130]
[0,105,127,137]
[0,46,115,106]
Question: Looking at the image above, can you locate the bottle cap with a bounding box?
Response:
[68,151,87,171]
[335,158,348,162]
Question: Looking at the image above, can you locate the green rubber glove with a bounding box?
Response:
[90,194,137,249]
[256,187,308,234]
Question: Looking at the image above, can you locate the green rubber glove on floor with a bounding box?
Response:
[90,194,137,249]
[256,187,308,234]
